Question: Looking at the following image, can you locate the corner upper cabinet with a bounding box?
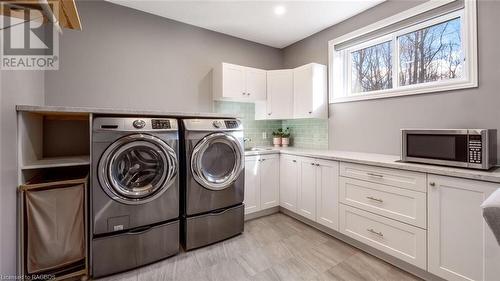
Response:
[293,63,327,119]
[255,69,294,120]
[213,63,266,102]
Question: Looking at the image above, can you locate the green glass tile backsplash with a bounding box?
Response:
[213,101,328,149]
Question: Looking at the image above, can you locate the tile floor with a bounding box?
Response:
[97,213,421,281]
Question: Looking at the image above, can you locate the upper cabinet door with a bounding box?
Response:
[266,70,294,120]
[428,175,500,281]
[222,63,246,99]
[260,155,280,209]
[293,63,327,119]
[315,159,339,231]
[280,155,299,212]
[245,67,267,101]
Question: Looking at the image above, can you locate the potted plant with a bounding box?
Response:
[272,129,283,147]
[281,127,291,147]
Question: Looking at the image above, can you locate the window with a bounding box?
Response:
[329,0,477,103]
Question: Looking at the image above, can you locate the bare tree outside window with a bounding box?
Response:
[351,41,393,93]
[399,17,463,86]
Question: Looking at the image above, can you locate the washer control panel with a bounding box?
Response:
[152,119,171,129]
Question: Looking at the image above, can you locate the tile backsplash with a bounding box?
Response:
[213,101,328,149]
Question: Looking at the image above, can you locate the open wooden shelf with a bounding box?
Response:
[21,155,90,170]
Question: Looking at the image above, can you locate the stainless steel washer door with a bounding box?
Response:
[98,134,177,205]
[191,132,244,191]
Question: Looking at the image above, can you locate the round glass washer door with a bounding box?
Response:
[98,134,177,205]
[191,132,244,191]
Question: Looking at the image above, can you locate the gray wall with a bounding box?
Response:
[0,71,44,275]
[283,0,500,157]
[45,0,283,112]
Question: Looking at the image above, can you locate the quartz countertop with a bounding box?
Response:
[245,146,500,184]
[16,105,238,118]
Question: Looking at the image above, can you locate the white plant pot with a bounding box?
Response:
[281,138,290,147]
[273,137,282,147]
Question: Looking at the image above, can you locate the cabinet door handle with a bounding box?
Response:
[261,159,266,162]
[242,92,246,95]
[315,163,320,166]
[308,111,312,114]
[268,113,272,116]
[429,182,436,187]
[247,93,251,96]
[367,228,384,237]
[292,160,297,162]
[367,172,384,178]
[310,163,315,166]
[366,196,383,203]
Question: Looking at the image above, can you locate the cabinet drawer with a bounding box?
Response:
[340,162,426,192]
[339,204,426,269]
[340,177,426,228]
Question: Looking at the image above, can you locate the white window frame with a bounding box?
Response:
[328,0,478,104]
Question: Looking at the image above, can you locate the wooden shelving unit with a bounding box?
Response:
[17,111,91,281]
[21,155,90,170]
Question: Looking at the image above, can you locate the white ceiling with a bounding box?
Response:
[107,0,385,48]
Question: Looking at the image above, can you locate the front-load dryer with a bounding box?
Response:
[91,117,180,278]
[180,119,245,250]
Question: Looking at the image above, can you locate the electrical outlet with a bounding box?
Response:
[262,131,267,139]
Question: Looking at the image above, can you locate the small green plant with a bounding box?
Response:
[272,128,291,138]
[272,128,283,137]
[282,127,291,138]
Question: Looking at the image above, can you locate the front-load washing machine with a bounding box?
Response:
[91,117,180,278]
[180,119,245,250]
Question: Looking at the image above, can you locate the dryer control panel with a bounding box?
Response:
[94,117,178,132]
[183,119,243,131]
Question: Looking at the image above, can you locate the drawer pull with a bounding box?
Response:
[366,196,384,203]
[292,160,297,162]
[367,172,384,178]
[367,228,384,237]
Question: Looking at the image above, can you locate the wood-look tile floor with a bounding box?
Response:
[97,213,421,281]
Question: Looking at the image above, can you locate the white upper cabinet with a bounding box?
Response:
[255,70,294,120]
[428,175,500,281]
[293,63,328,119]
[214,63,266,102]
[245,67,267,101]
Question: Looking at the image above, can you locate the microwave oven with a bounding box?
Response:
[401,129,497,170]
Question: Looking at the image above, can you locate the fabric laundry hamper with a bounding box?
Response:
[22,174,87,276]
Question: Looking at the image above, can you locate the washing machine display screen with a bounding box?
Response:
[110,145,166,195]
[201,142,236,180]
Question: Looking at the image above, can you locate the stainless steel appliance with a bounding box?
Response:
[91,117,180,277]
[401,129,497,170]
[180,118,244,250]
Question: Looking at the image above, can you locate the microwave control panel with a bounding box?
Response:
[468,135,483,164]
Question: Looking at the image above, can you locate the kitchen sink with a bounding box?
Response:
[245,147,274,152]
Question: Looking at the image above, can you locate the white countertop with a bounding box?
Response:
[245,147,500,184]
[16,105,238,118]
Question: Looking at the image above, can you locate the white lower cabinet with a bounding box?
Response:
[428,175,500,281]
[244,156,261,214]
[280,154,299,212]
[339,204,427,269]
[315,159,339,230]
[298,157,317,220]
[260,154,280,209]
[281,155,339,230]
[244,154,279,215]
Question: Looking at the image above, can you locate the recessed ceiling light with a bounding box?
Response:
[274,5,286,16]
